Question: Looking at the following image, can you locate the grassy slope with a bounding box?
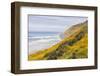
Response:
[28,21,88,60]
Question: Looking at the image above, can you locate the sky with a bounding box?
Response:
[28,15,87,33]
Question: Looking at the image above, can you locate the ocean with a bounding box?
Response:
[28,32,61,54]
[28,32,60,42]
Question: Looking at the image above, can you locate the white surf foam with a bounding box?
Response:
[29,35,61,54]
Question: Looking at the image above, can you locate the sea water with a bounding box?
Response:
[28,32,61,54]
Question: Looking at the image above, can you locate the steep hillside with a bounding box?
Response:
[60,21,88,39]
[28,21,88,60]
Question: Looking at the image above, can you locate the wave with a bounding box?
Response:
[29,35,61,54]
[29,35,61,42]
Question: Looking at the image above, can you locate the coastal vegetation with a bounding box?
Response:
[28,21,88,60]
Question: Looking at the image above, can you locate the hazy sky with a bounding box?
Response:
[29,15,87,33]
